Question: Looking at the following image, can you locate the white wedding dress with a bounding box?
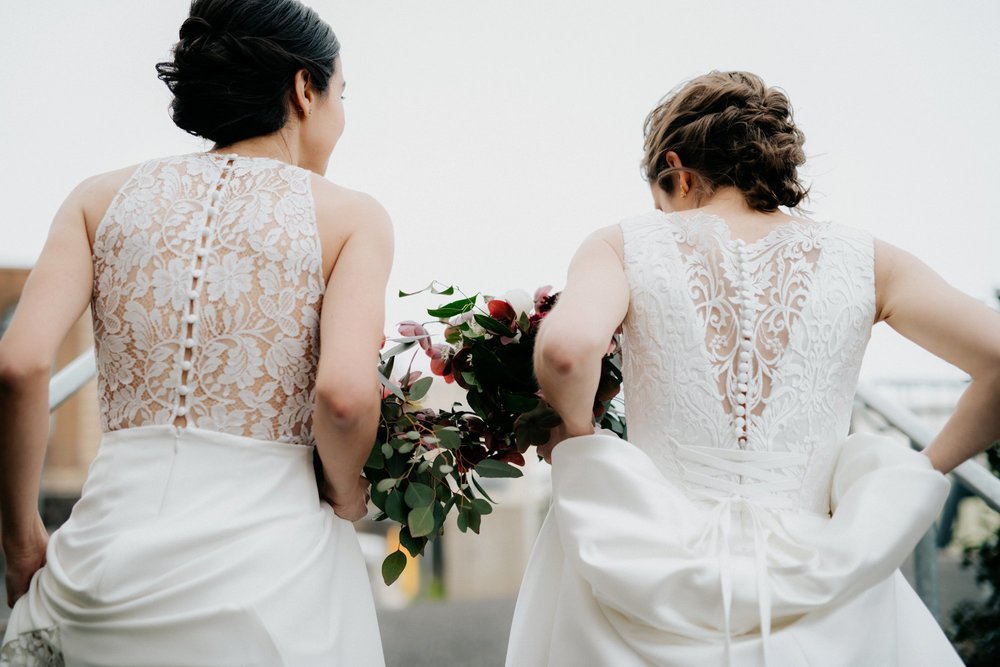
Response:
[2,154,385,666]
[506,211,962,666]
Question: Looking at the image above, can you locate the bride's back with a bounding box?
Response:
[91,153,325,444]
[619,209,874,513]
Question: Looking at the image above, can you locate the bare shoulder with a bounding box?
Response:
[309,175,393,279]
[309,174,391,236]
[581,224,625,263]
[61,163,142,240]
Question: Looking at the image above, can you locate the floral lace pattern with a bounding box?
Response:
[0,627,64,666]
[91,154,325,445]
[620,210,874,512]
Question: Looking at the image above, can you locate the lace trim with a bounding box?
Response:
[0,627,64,667]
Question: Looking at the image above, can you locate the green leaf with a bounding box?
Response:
[435,427,462,450]
[382,340,415,360]
[398,281,455,298]
[397,441,415,454]
[382,550,407,586]
[375,478,397,493]
[475,459,524,478]
[378,373,404,400]
[366,443,385,469]
[471,475,495,503]
[408,505,436,537]
[502,391,541,413]
[473,498,493,515]
[473,313,514,337]
[381,442,393,459]
[404,482,435,508]
[398,526,427,557]
[385,490,407,522]
[457,510,469,533]
[408,376,434,401]
[427,295,478,319]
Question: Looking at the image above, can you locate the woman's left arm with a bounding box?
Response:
[534,225,630,460]
[0,180,96,603]
[875,239,1000,474]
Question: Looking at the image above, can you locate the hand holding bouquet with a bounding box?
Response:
[362,283,624,584]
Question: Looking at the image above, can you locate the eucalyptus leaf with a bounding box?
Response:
[435,428,461,450]
[376,478,397,493]
[385,491,406,522]
[404,482,435,508]
[408,505,435,537]
[408,376,434,401]
[475,459,524,478]
[382,550,407,586]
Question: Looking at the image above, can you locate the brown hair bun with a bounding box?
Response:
[642,71,808,212]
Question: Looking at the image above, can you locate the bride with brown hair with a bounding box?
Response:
[0,1,388,664]
[506,71,996,665]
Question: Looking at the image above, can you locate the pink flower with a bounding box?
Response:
[398,320,432,352]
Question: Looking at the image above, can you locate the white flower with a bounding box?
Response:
[206,253,255,306]
[502,288,534,317]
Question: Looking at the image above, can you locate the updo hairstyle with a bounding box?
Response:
[155,0,340,147]
[641,71,808,212]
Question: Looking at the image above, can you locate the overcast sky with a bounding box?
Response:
[1,0,997,380]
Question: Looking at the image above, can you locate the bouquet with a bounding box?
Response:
[362,283,625,584]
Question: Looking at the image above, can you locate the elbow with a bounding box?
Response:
[315,380,378,425]
[0,349,49,391]
[536,330,604,379]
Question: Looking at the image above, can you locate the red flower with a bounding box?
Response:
[429,344,454,383]
[487,299,516,325]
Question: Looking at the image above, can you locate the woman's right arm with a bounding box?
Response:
[875,239,1000,473]
[311,182,394,521]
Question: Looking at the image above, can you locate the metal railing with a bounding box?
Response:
[855,382,1000,623]
[44,352,1000,625]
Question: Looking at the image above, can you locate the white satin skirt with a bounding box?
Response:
[506,432,962,667]
[1,426,384,667]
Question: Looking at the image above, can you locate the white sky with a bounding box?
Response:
[1,0,997,380]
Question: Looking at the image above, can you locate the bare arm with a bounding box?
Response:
[312,184,394,520]
[535,225,630,456]
[0,178,99,604]
[875,239,1000,473]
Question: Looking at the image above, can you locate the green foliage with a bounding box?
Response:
[949,442,1000,666]
[359,284,628,587]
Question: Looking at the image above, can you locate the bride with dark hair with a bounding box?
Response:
[0,1,388,664]
[506,71,995,666]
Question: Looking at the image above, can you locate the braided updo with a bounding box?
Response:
[641,71,808,212]
[155,0,340,147]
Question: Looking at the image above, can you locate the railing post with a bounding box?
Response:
[911,438,941,622]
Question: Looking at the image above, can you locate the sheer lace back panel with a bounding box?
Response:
[620,210,875,513]
[91,154,325,445]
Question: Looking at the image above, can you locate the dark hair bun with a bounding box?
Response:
[642,71,809,212]
[156,0,340,147]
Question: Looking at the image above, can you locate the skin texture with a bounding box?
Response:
[535,151,1000,473]
[0,57,394,606]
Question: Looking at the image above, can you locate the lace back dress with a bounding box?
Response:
[506,210,959,667]
[1,154,385,667]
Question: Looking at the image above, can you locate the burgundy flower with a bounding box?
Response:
[533,285,552,312]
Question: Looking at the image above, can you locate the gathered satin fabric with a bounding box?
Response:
[2,426,385,667]
[505,431,954,667]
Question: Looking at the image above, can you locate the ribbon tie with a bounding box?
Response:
[676,445,813,666]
